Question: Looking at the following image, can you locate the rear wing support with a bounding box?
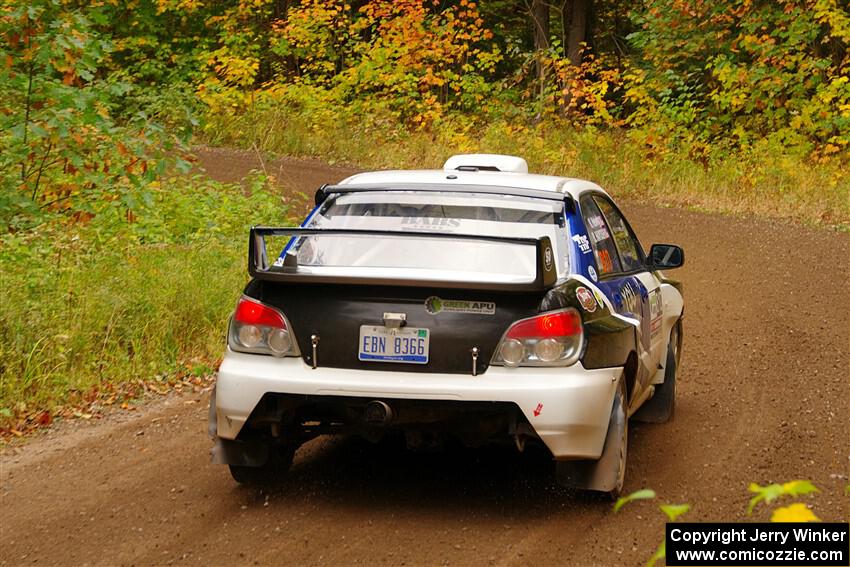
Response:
[248,227,558,292]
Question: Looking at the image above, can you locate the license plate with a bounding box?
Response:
[358,325,430,364]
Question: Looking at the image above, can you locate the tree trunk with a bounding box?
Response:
[531,0,550,53]
[530,0,550,98]
[567,0,588,65]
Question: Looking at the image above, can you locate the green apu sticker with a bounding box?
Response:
[424,296,496,315]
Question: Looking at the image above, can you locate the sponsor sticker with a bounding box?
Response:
[400,217,461,232]
[649,289,663,337]
[576,286,597,312]
[590,227,611,242]
[598,249,614,273]
[588,265,598,282]
[587,215,611,242]
[592,287,605,307]
[425,296,495,315]
[588,215,606,229]
[572,234,591,254]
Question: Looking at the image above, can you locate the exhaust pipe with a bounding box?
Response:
[364,400,394,425]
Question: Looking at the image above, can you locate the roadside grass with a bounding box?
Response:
[0,174,292,434]
[0,242,239,417]
[203,108,850,230]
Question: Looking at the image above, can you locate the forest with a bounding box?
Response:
[1,0,848,429]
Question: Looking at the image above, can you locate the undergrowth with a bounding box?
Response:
[202,97,849,230]
[0,173,292,432]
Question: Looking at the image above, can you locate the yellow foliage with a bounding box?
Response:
[814,0,850,42]
[770,503,820,523]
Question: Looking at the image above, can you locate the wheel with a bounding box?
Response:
[607,377,628,498]
[633,320,681,423]
[229,444,296,485]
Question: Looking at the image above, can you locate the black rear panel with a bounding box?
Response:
[246,280,544,374]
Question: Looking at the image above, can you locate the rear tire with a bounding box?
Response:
[607,377,628,498]
[633,320,680,424]
[229,444,296,486]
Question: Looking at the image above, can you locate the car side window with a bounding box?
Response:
[592,196,644,272]
[580,196,622,276]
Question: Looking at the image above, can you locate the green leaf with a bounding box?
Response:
[748,480,819,514]
[0,408,13,418]
[614,489,656,513]
[646,541,665,567]
[660,503,690,522]
[748,483,781,514]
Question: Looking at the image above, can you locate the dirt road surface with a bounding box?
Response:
[2,148,848,567]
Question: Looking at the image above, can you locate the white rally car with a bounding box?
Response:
[209,154,684,495]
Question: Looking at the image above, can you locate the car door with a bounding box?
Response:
[579,194,664,396]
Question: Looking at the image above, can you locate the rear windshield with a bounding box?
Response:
[315,191,563,231]
[285,191,570,282]
[324,201,557,225]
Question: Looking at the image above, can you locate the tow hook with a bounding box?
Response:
[310,334,319,369]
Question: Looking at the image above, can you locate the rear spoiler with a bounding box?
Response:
[248,227,558,292]
[314,182,576,213]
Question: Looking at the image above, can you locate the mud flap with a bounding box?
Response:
[211,437,270,467]
[207,385,217,438]
[209,386,270,467]
[555,382,626,493]
[633,322,679,423]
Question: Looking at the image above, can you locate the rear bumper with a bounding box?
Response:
[215,350,621,459]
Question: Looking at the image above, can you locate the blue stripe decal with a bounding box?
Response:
[566,205,597,279]
[279,202,322,261]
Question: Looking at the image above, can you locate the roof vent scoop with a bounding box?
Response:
[443,154,529,174]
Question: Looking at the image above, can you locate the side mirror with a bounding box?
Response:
[648,244,684,270]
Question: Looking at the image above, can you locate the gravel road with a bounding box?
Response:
[2,148,848,567]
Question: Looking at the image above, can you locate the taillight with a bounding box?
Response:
[491,308,584,367]
[228,296,300,357]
